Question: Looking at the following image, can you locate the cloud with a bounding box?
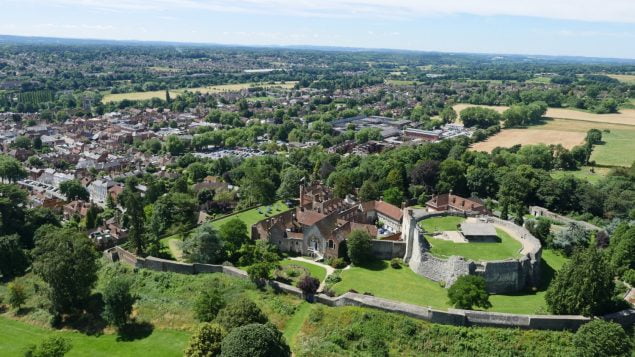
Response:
[14,0,635,23]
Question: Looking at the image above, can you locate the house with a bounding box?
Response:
[426,193,488,214]
[253,182,403,260]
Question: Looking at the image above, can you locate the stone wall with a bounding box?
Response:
[103,246,633,331]
[370,239,406,260]
[529,206,602,232]
[404,211,542,293]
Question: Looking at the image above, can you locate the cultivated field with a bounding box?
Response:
[102,81,297,103]
[471,128,586,152]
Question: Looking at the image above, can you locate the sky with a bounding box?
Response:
[2,0,635,59]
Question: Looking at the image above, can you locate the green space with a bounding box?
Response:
[419,216,465,232]
[209,201,291,234]
[550,166,611,184]
[279,259,327,282]
[385,79,418,86]
[0,316,188,357]
[294,305,577,356]
[425,228,523,261]
[526,76,552,84]
[590,128,635,167]
[330,250,569,314]
[282,302,311,351]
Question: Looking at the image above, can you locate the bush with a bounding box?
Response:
[194,288,226,322]
[297,275,320,298]
[7,281,27,310]
[390,258,402,269]
[184,323,225,357]
[220,323,290,357]
[573,320,631,357]
[328,257,347,269]
[214,296,268,331]
[447,275,491,310]
[246,262,273,287]
[24,336,72,357]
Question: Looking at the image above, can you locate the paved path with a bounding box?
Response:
[289,257,335,292]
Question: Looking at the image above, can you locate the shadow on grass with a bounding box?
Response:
[117,320,155,341]
[15,307,35,316]
[356,260,388,271]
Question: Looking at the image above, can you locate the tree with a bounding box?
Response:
[102,276,136,329]
[440,107,457,123]
[188,162,208,183]
[246,262,274,287]
[459,107,501,129]
[119,185,146,255]
[347,230,373,266]
[552,222,590,255]
[220,323,290,357]
[32,226,99,316]
[219,218,249,257]
[0,234,29,280]
[194,288,226,322]
[276,167,306,200]
[165,135,187,156]
[358,180,380,201]
[524,218,551,244]
[573,320,631,357]
[607,225,635,276]
[24,336,72,357]
[437,159,467,195]
[183,224,224,264]
[297,275,320,300]
[59,180,89,201]
[545,246,615,316]
[447,275,491,310]
[214,297,268,331]
[7,281,27,310]
[85,204,100,230]
[0,155,27,182]
[184,323,225,357]
[410,160,440,190]
[239,165,276,206]
[382,187,404,206]
[13,135,32,149]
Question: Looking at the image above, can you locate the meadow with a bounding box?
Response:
[550,166,611,184]
[102,81,297,103]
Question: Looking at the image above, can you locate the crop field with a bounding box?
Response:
[102,81,297,103]
[454,103,635,126]
[471,128,586,153]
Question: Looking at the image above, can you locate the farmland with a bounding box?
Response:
[471,128,586,152]
[606,74,635,84]
[102,81,297,103]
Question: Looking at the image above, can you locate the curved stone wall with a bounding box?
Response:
[403,210,542,293]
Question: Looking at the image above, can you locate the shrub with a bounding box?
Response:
[184,322,225,357]
[246,262,273,287]
[573,320,631,357]
[220,323,290,357]
[308,306,324,323]
[214,296,268,331]
[325,271,342,285]
[328,257,347,269]
[447,275,491,310]
[102,276,136,329]
[7,282,27,310]
[390,258,402,269]
[194,288,226,322]
[347,230,373,266]
[297,275,320,298]
[24,336,71,357]
[622,269,635,286]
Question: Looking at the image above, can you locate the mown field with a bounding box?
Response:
[550,166,611,184]
[425,228,522,261]
[102,81,297,103]
[331,249,569,314]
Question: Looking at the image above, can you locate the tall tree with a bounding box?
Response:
[119,185,146,255]
[0,155,27,183]
[0,234,29,280]
[59,180,89,201]
[183,223,224,264]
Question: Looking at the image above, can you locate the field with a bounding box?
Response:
[606,74,635,84]
[385,79,418,86]
[209,201,291,234]
[102,81,297,103]
[425,228,522,261]
[419,216,465,232]
[590,129,635,167]
[471,128,586,152]
[550,166,611,184]
[331,249,568,314]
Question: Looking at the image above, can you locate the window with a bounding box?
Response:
[328,240,335,249]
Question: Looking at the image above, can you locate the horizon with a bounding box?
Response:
[3,0,635,59]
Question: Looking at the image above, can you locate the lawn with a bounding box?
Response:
[102,82,297,103]
[550,166,610,184]
[330,249,569,314]
[425,228,523,261]
[0,316,188,357]
[419,216,465,232]
[279,259,327,282]
[209,200,291,234]
[590,128,635,167]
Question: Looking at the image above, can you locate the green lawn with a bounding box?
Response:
[279,259,327,282]
[209,201,291,234]
[590,128,635,167]
[419,216,465,232]
[331,250,569,314]
[282,302,311,350]
[425,228,523,261]
[550,166,611,184]
[0,316,188,357]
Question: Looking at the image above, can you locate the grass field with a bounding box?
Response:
[209,201,291,234]
[550,166,611,184]
[102,81,297,103]
[279,259,327,282]
[425,228,523,261]
[471,128,586,152]
[419,216,465,232]
[590,129,635,167]
[606,74,635,84]
[526,76,552,84]
[385,79,418,86]
[0,317,188,357]
[331,249,569,314]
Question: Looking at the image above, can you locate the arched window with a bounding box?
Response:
[328,240,335,249]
